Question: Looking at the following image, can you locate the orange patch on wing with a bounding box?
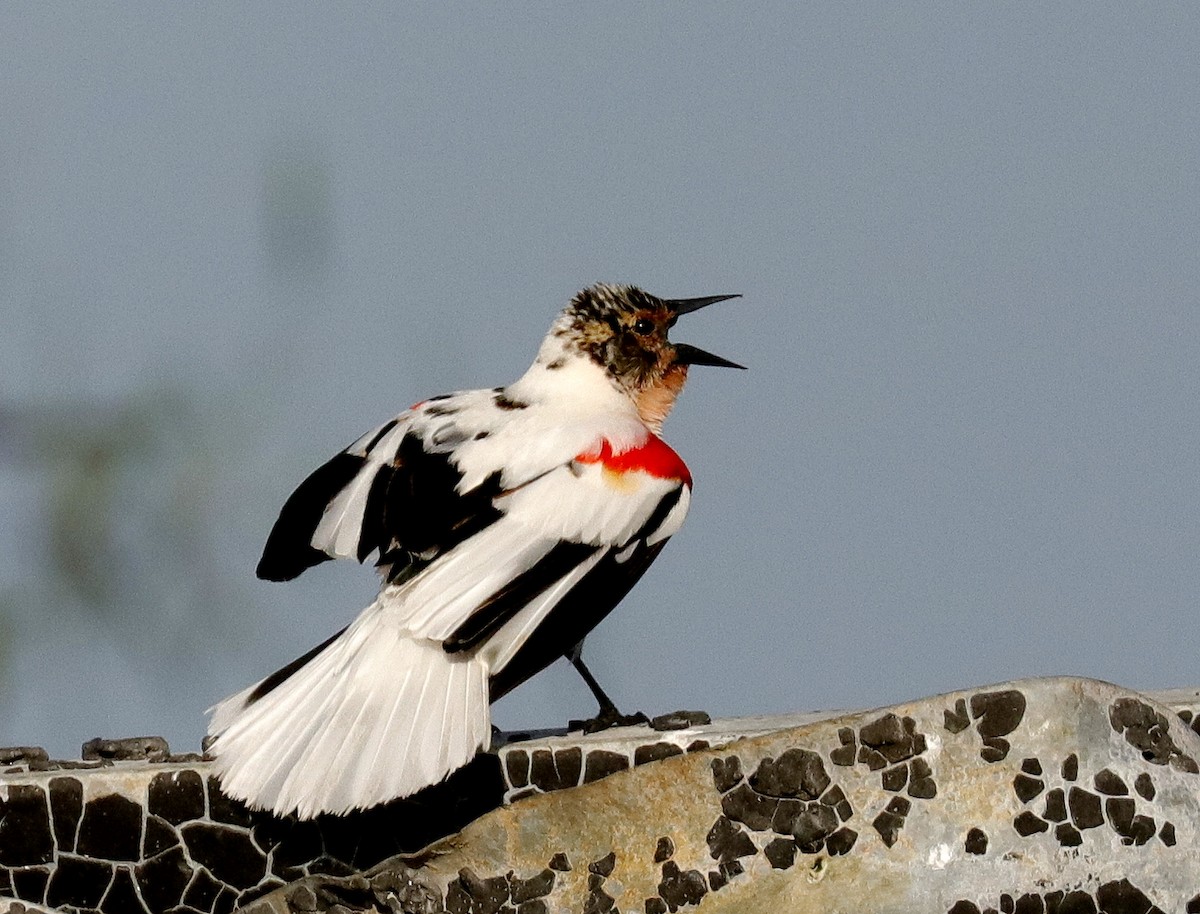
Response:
[577,435,692,486]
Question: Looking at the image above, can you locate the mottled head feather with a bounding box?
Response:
[542,284,687,431]
[554,285,671,378]
[526,283,740,432]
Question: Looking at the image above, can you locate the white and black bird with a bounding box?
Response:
[208,283,743,818]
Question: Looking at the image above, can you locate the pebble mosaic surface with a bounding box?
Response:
[4,680,1200,913]
[0,711,765,914]
[0,741,508,914]
[242,678,1200,914]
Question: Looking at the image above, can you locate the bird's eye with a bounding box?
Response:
[633,318,655,335]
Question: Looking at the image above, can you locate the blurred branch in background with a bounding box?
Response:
[6,390,216,620]
[0,388,247,749]
[0,123,345,756]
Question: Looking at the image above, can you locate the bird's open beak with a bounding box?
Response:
[664,293,742,317]
[674,344,746,370]
[664,294,746,370]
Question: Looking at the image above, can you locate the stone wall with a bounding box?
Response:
[0,707,786,913]
[2,678,1199,914]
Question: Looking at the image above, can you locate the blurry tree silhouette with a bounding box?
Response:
[0,387,255,749]
[0,127,343,754]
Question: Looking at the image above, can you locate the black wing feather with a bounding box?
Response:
[484,484,684,699]
[258,428,508,585]
[487,539,668,701]
[373,435,505,582]
[257,453,367,581]
[385,434,504,554]
[442,541,601,654]
[357,463,395,563]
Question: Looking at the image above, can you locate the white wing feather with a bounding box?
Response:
[310,417,409,560]
[380,459,682,644]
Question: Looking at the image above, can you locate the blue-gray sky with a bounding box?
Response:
[3,5,1198,757]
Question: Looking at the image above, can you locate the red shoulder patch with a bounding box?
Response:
[577,435,692,486]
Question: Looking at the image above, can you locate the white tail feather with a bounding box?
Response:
[207,600,490,819]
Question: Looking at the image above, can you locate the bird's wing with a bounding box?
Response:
[256,388,688,580]
[476,438,690,677]
[387,444,691,642]
[256,387,691,669]
[255,389,497,582]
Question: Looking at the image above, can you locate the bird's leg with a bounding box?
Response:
[570,652,618,716]
[567,642,649,734]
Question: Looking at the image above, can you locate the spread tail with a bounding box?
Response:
[207,603,491,818]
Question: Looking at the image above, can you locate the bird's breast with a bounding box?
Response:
[575,435,692,487]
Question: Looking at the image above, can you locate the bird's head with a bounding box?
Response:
[550,283,744,430]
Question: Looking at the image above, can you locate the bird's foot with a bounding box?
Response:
[569,707,650,734]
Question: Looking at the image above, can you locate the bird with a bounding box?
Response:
[207,283,744,818]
